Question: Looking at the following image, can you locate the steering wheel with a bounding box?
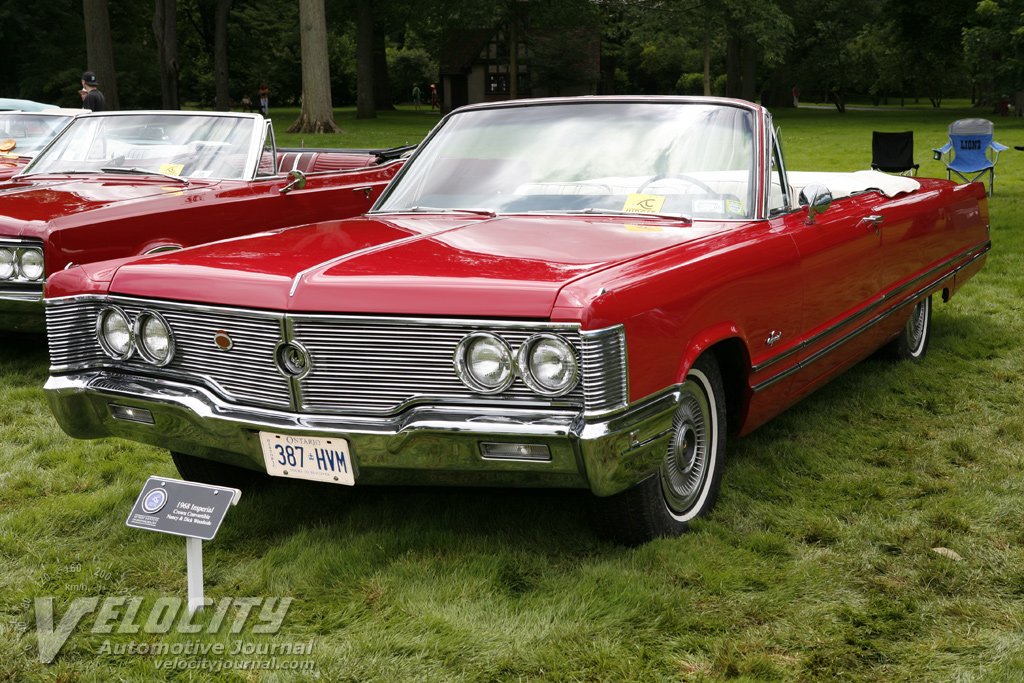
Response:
[635,173,716,196]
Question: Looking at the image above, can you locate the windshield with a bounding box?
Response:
[24,114,255,180]
[374,101,756,220]
[0,114,73,156]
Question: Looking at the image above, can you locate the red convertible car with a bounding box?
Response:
[44,97,989,544]
[0,110,409,331]
[0,110,78,180]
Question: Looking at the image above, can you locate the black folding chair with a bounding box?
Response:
[870,131,919,176]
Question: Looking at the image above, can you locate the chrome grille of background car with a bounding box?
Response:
[48,297,628,416]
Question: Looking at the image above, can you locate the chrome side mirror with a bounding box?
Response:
[280,169,307,194]
[799,183,832,224]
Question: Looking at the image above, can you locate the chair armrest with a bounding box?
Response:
[992,141,1009,152]
[933,142,952,162]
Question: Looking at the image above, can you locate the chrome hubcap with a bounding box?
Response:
[906,298,928,354]
[661,379,710,514]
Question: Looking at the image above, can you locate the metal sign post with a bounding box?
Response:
[127,476,242,614]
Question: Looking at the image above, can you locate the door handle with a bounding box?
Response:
[353,186,373,199]
[862,214,884,235]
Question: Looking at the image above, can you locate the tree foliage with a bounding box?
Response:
[0,0,1017,118]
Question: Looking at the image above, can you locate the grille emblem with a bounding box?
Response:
[214,330,233,351]
[275,341,312,379]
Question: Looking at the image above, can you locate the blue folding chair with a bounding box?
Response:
[933,118,1008,195]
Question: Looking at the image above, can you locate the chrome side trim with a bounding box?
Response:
[752,240,989,392]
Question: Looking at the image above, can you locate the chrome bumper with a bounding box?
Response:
[0,289,44,332]
[44,372,681,496]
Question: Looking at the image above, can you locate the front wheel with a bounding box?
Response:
[590,353,727,545]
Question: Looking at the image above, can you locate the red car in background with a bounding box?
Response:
[0,110,78,181]
[0,110,410,331]
[44,97,988,544]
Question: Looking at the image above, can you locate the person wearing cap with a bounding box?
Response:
[81,72,105,112]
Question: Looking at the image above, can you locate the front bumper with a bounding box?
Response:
[0,289,44,332]
[45,372,681,496]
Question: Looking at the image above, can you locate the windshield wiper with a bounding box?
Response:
[100,166,190,185]
[373,206,496,217]
[526,208,692,221]
[21,169,96,176]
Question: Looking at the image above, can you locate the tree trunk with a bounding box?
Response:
[153,0,179,110]
[373,28,394,111]
[509,17,518,100]
[741,39,757,102]
[287,0,340,133]
[355,0,375,119]
[83,0,119,110]
[214,0,231,111]
[703,23,711,97]
[725,36,741,99]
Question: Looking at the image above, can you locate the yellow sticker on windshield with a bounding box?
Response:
[158,164,185,176]
[726,200,744,215]
[623,193,666,213]
[626,224,663,232]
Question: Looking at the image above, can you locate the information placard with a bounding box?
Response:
[126,476,241,541]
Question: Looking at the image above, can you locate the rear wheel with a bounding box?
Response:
[170,451,265,489]
[590,353,727,545]
[880,294,932,361]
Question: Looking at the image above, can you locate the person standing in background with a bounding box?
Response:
[81,72,105,112]
[258,83,270,116]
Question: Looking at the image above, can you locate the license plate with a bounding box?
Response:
[258,431,354,485]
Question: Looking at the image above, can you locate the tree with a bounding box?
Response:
[963,0,1024,110]
[83,0,119,110]
[355,0,375,119]
[153,0,180,109]
[288,0,339,133]
[214,0,231,111]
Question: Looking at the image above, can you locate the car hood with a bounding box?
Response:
[102,215,728,317]
[0,177,213,236]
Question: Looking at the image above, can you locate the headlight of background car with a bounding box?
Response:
[454,332,514,394]
[517,334,579,396]
[134,311,175,366]
[96,306,133,360]
[0,248,14,279]
[18,248,45,281]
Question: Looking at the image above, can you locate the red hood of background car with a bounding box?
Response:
[0,157,31,181]
[100,214,726,318]
[0,177,217,236]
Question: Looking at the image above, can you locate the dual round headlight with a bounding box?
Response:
[0,246,44,281]
[454,332,578,397]
[96,307,175,366]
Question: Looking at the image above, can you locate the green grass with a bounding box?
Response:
[269,106,441,149]
[3,104,1024,682]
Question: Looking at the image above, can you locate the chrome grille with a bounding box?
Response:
[291,318,587,413]
[47,298,291,408]
[47,296,628,416]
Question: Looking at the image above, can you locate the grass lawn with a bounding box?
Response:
[270,106,442,149]
[2,103,1024,682]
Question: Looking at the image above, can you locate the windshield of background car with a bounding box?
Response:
[24,114,254,180]
[374,101,756,220]
[0,114,73,156]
